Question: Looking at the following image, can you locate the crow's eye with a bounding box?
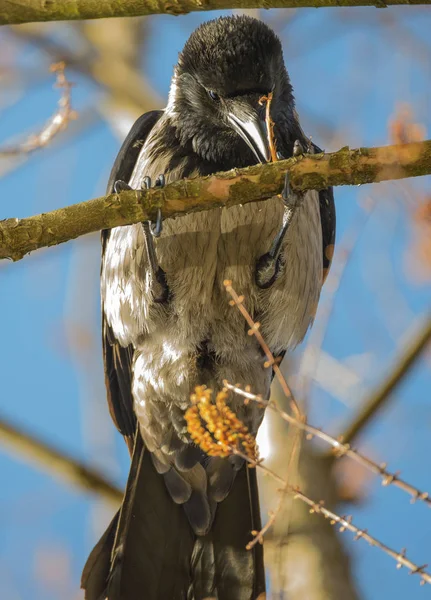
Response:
[208,90,220,102]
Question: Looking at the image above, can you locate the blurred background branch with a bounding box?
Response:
[340,313,431,445]
[0,62,75,157]
[0,416,122,506]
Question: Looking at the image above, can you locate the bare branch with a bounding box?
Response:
[224,279,302,419]
[341,312,431,444]
[187,390,431,586]
[0,62,75,157]
[252,446,431,586]
[9,24,161,118]
[2,0,431,26]
[223,283,431,508]
[1,140,431,262]
[224,380,431,509]
[0,415,123,506]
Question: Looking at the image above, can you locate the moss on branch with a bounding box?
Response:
[1,140,430,262]
[1,0,430,26]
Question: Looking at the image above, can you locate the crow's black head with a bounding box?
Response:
[167,16,300,167]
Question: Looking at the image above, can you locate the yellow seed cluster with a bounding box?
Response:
[185,386,258,461]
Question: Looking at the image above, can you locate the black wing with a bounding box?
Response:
[312,142,336,283]
[319,185,336,283]
[101,110,163,447]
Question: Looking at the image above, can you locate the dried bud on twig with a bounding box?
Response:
[0,62,76,158]
[185,385,258,461]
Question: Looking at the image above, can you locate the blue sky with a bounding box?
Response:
[1,7,431,599]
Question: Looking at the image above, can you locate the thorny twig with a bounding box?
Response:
[219,434,431,586]
[217,281,431,585]
[224,280,302,420]
[223,380,431,508]
[0,62,75,158]
[251,450,431,585]
[223,281,431,509]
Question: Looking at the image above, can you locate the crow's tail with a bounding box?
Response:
[81,433,194,599]
[81,435,265,600]
[191,463,265,600]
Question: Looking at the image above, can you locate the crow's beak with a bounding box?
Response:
[227,103,271,164]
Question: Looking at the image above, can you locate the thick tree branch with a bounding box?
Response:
[0,416,123,505]
[1,0,430,26]
[1,140,430,262]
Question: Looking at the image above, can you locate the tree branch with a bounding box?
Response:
[1,0,431,26]
[340,313,431,445]
[0,62,75,157]
[1,140,430,262]
[0,416,123,506]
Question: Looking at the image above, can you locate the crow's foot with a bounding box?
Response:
[141,175,170,303]
[255,172,304,289]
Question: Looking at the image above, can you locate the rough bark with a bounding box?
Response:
[1,140,430,262]
[1,0,430,26]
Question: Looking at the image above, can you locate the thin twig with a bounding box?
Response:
[0,416,123,506]
[190,283,431,583]
[232,445,431,586]
[0,62,75,157]
[224,279,302,420]
[224,381,431,509]
[259,91,278,162]
[223,283,431,509]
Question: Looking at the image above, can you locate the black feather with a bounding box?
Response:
[101,110,163,442]
[191,464,265,600]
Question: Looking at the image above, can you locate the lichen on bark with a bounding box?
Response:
[1,140,430,262]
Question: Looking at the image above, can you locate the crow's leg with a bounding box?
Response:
[114,177,169,303]
[142,175,169,303]
[255,170,304,289]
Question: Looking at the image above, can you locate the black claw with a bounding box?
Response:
[153,267,170,303]
[282,171,291,202]
[150,174,165,237]
[142,176,151,190]
[114,180,132,193]
[140,173,169,301]
[293,139,304,157]
[155,174,165,188]
[255,253,283,289]
[150,208,163,238]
